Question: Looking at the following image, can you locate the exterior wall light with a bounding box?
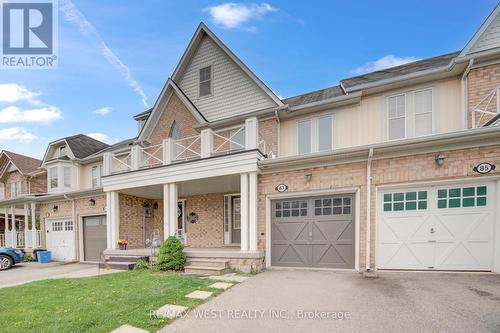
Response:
[52,205,58,212]
[89,199,96,206]
[305,171,312,182]
[435,153,445,166]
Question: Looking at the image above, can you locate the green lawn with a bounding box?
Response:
[0,270,223,333]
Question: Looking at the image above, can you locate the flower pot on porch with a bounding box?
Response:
[119,244,127,250]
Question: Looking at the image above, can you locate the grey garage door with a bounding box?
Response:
[271,194,355,268]
[83,215,107,261]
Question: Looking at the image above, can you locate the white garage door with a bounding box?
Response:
[46,219,75,261]
[377,182,496,271]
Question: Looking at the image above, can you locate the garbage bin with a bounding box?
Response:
[37,251,52,264]
[32,248,47,261]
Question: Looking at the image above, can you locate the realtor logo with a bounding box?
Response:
[1,0,58,68]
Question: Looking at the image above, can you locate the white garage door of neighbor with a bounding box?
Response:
[377,182,496,271]
[46,219,75,261]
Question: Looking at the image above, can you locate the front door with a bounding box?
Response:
[231,196,241,244]
[83,215,107,261]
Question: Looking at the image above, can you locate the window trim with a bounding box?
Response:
[91,164,102,188]
[386,93,406,141]
[296,114,334,155]
[48,166,58,190]
[198,65,213,98]
[59,146,67,157]
[412,87,434,138]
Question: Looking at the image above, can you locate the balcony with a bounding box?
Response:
[103,117,275,176]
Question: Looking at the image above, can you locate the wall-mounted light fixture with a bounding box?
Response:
[305,171,312,182]
[52,205,58,212]
[153,202,159,210]
[89,198,96,206]
[45,212,50,218]
[435,153,446,167]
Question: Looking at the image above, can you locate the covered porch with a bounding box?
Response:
[104,171,262,259]
[0,202,42,250]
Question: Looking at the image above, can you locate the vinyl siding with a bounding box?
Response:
[470,14,500,53]
[279,77,462,157]
[178,35,277,121]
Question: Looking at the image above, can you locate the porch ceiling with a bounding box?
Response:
[118,174,241,199]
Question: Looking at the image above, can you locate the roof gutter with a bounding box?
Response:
[259,126,500,170]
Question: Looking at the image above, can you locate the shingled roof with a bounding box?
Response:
[2,150,42,174]
[282,85,345,108]
[341,52,460,89]
[64,134,110,159]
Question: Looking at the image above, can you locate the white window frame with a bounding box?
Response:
[59,146,66,157]
[49,166,58,190]
[63,166,72,189]
[199,65,212,98]
[91,164,102,188]
[296,115,334,155]
[386,87,435,141]
[386,93,406,141]
[412,88,434,138]
[0,183,4,200]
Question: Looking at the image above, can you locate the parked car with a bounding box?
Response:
[0,247,25,270]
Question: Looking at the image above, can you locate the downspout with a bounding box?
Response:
[64,194,77,260]
[461,59,474,129]
[274,109,281,157]
[365,148,374,271]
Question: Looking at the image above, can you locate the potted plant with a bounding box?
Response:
[117,239,128,250]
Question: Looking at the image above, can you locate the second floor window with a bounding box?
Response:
[91,165,101,188]
[49,167,58,189]
[297,116,333,154]
[63,166,71,188]
[10,181,21,197]
[0,183,4,199]
[199,66,212,97]
[414,89,433,136]
[388,94,406,140]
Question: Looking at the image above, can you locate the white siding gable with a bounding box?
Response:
[470,13,500,54]
[178,35,277,121]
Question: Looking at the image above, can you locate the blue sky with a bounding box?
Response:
[0,0,497,158]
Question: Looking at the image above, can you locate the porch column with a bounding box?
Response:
[106,191,120,249]
[245,117,259,150]
[10,206,16,247]
[3,208,8,247]
[248,171,258,251]
[168,183,178,237]
[30,202,37,248]
[163,184,169,239]
[240,173,249,251]
[163,138,175,165]
[201,128,214,158]
[23,204,29,248]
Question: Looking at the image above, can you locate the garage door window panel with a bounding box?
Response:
[383,191,427,212]
[315,196,351,216]
[275,200,307,218]
[437,186,487,209]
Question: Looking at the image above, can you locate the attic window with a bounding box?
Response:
[199,66,212,97]
[59,146,66,157]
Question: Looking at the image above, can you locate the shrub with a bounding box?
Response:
[156,236,186,271]
[25,255,36,262]
[133,259,150,270]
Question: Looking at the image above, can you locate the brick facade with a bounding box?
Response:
[467,63,500,128]
[148,93,200,146]
[4,171,27,198]
[184,193,225,247]
[29,173,47,194]
[259,117,279,156]
[258,144,500,269]
[39,194,106,260]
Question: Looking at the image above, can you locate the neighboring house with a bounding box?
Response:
[0,151,46,248]
[1,6,500,273]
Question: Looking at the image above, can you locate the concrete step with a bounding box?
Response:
[184,265,230,276]
[107,255,149,263]
[99,261,136,270]
[186,258,229,269]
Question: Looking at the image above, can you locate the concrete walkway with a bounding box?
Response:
[0,262,120,288]
[159,269,500,333]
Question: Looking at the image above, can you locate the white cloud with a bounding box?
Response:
[0,127,36,142]
[60,0,149,107]
[0,83,40,104]
[351,55,420,75]
[87,132,119,144]
[204,2,276,29]
[93,106,113,116]
[0,105,62,124]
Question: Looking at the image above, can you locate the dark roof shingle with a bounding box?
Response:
[282,86,345,108]
[3,151,41,174]
[341,52,459,89]
[65,134,110,159]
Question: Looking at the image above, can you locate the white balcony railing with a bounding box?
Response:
[103,116,275,176]
[36,230,42,248]
[472,85,500,128]
[16,231,24,248]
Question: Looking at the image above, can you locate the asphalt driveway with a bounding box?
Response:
[160,269,500,333]
[0,262,119,288]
